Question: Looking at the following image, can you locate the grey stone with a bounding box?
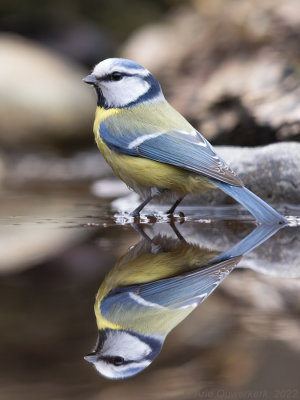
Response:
[0,34,94,148]
[121,0,300,145]
[240,226,300,278]
[3,150,111,185]
[3,143,299,207]
[188,142,300,205]
[152,221,300,278]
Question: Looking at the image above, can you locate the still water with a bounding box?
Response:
[0,187,299,400]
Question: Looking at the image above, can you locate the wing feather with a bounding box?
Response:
[101,256,241,315]
[99,113,242,186]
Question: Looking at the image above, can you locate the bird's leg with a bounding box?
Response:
[131,223,163,254]
[166,196,184,215]
[130,188,164,217]
[131,223,153,244]
[130,195,154,217]
[169,220,187,243]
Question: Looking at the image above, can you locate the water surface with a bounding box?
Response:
[0,186,299,400]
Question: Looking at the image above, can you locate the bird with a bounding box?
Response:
[84,222,282,379]
[83,58,287,225]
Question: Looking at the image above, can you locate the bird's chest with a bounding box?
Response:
[92,106,215,198]
[93,107,126,175]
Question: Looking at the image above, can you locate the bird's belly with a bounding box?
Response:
[96,136,216,198]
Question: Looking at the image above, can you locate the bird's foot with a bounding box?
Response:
[145,215,157,223]
[129,212,157,223]
[130,211,140,218]
[166,210,185,218]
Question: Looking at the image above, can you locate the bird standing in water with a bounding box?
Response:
[84,58,286,225]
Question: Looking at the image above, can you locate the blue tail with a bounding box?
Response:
[213,181,287,225]
[214,223,283,262]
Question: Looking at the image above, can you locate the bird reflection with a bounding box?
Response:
[85,223,283,379]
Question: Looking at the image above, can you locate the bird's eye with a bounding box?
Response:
[112,356,125,366]
[111,72,123,81]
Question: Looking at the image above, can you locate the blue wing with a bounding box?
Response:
[100,120,243,187]
[101,256,241,315]
[99,115,286,224]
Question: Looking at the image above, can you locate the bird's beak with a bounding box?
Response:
[83,74,97,85]
[84,352,99,363]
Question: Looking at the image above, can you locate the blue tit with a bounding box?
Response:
[84,222,282,379]
[83,58,287,226]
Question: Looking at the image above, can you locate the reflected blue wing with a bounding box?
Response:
[101,256,241,315]
[100,120,243,186]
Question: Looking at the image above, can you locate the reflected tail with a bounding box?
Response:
[214,224,283,262]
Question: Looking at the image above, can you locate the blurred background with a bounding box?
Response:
[1,1,300,399]
[1,0,300,184]
[1,0,300,212]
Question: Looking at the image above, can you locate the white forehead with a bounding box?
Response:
[92,58,149,78]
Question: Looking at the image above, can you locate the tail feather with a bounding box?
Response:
[213,181,287,225]
[214,224,283,262]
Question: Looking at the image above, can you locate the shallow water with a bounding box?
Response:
[0,186,300,400]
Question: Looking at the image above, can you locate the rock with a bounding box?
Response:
[190,142,300,205]
[196,56,300,145]
[2,150,111,186]
[217,142,300,203]
[121,10,197,74]
[0,34,95,148]
[121,0,300,145]
[3,144,299,209]
[151,221,300,278]
[241,226,300,278]
[97,142,300,210]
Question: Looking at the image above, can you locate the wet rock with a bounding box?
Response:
[121,0,300,146]
[3,143,299,208]
[241,226,300,278]
[151,221,300,278]
[0,34,94,149]
[191,142,300,205]
[99,142,300,210]
[196,224,300,278]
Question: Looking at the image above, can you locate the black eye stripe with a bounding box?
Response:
[101,356,130,365]
[98,72,138,81]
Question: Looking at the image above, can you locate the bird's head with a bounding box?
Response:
[84,329,163,379]
[83,58,164,109]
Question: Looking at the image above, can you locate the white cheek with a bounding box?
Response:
[101,77,150,107]
[101,331,151,360]
[94,359,151,379]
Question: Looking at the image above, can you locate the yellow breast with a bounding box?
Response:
[93,106,215,194]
